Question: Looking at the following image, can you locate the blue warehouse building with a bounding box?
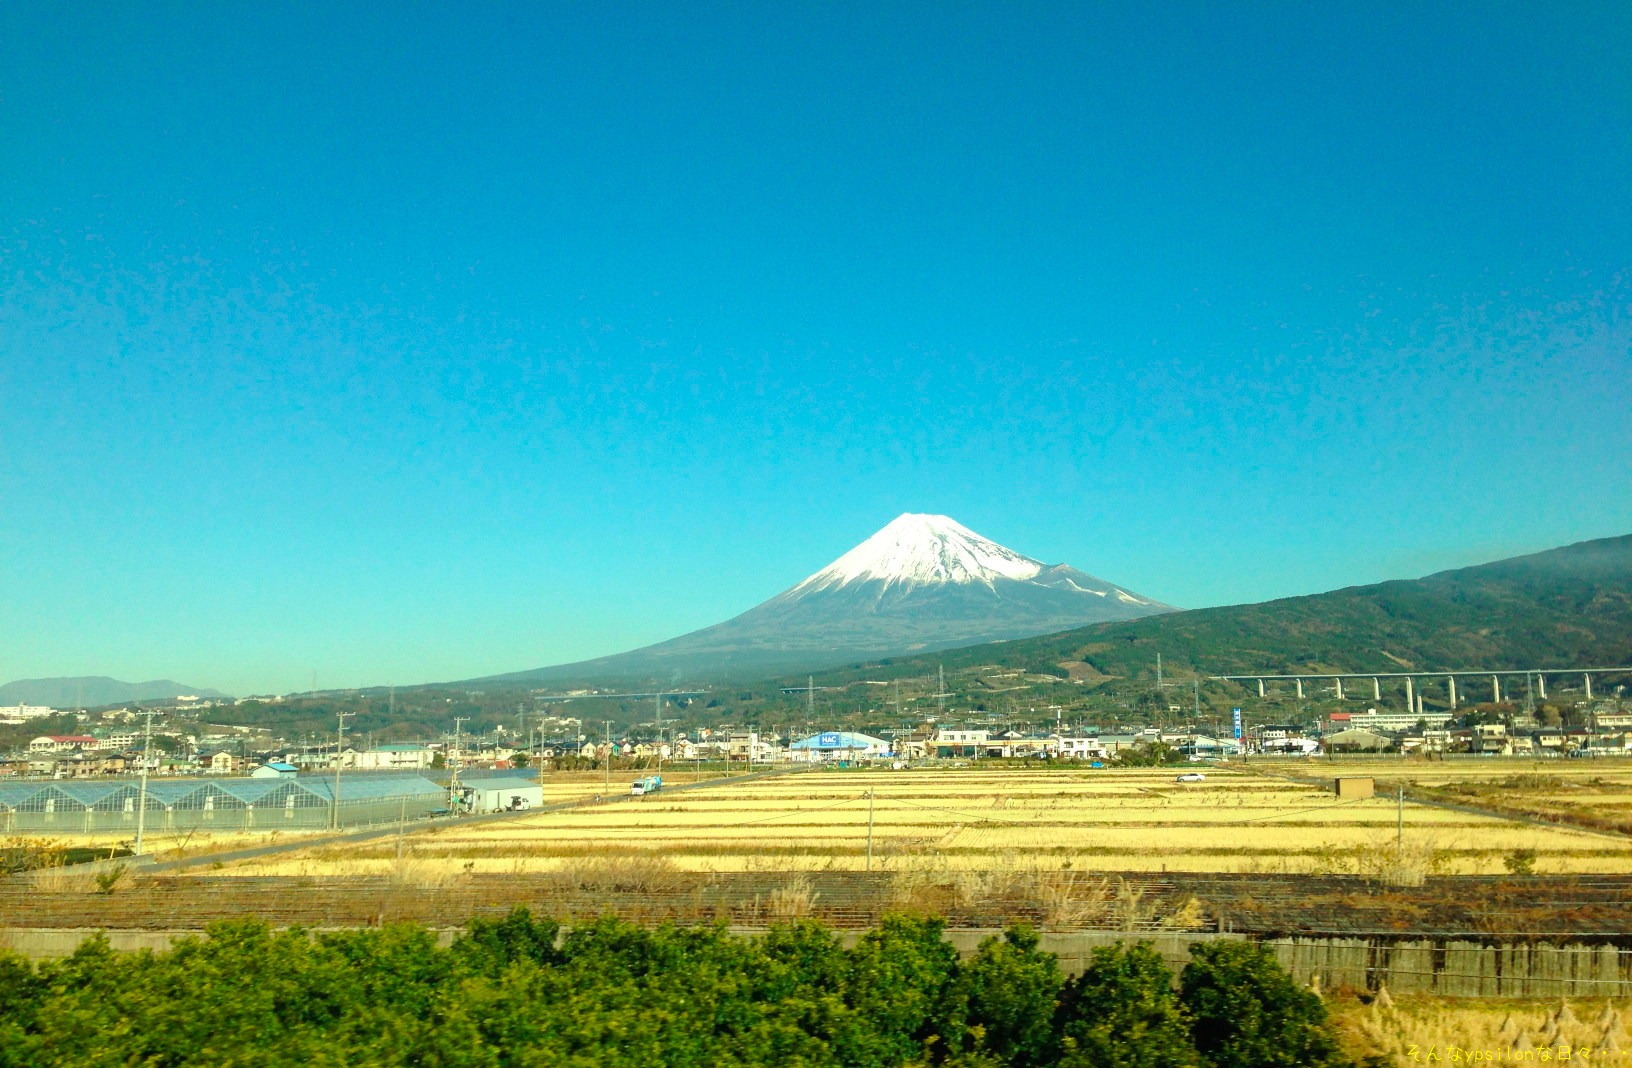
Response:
[788,731,893,763]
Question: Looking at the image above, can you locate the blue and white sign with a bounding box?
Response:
[818,732,841,748]
[1231,708,1243,740]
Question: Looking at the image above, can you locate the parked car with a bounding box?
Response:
[1174,772,1206,783]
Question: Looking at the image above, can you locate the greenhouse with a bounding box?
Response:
[0,774,446,834]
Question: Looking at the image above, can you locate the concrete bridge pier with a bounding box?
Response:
[1447,675,1458,710]
[1538,675,1547,699]
[1586,673,1594,700]
[1405,676,1415,711]
[1334,677,1344,700]
[1491,674,1501,703]
[1257,678,1265,698]
[1295,678,1305,700]
[1372,677,1381,701]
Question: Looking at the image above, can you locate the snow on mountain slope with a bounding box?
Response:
[790,513,1044,592]
[779,513,1161,610]
[490,513,1175,683]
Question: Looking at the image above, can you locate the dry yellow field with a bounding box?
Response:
[1330,991,1632,1064]
[1254,755,1632,791]
[208,763,1632,878]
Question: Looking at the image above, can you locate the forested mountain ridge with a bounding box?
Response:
[812,533,1632,684]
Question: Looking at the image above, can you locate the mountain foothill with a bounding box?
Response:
[485,522,1632,692]
[10,523,1630,705]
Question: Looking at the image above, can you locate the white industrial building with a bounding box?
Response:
[788,731,891,763]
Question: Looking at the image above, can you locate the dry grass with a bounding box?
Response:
[1331,991,1632,1064]
[1036,871,1114,929]
[25,864,108,894]
[557,854,687,894]
[188,764,1632,879]
[764,875,820,920]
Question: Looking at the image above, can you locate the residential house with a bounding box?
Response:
[1095,733,1151,756]
[727,731,777,763]
[1051,735,1109,761]
[28,735,99,754]
[250,762,299,778]
[930,729,989,759]
[1469,723,1510,756]
[354,744,435,770]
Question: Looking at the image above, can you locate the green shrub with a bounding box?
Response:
[953,925,1064,1068]
[1056,941,1199,1068]
[1180,940,1344,1068]
[0,913,1355,1067]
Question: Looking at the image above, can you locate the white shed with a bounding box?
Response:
[467,777,544,813]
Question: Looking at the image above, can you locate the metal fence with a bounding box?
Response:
[0,776,446,834]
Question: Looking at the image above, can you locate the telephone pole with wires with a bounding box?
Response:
[449,717,469,813]
[133,709,159,855]
[330,709,354,831]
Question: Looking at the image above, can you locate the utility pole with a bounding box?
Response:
[331,709,353,831]
[1193,678,1201,719]
[938,665,946,719]
[1396,785,1404,850]
[133,709,158,856]
[865,788,875,872]
[808,676,815,726]
[604,720,612,794]
[655,693,665,775]
[450,717,468,815]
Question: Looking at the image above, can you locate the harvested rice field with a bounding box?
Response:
[206,763,1632,879]
[1257,757,1632,837]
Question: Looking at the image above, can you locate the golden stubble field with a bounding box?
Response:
[204,762,1632,879]
[1260,757,1632,836]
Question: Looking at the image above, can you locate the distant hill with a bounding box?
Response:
[811,533,1632,685]
[0,677,231,709]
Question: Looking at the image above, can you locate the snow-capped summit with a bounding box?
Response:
[495,513,1174,683]
[792,513,1045,593]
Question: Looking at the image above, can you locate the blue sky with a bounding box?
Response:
[3,3,1629,695]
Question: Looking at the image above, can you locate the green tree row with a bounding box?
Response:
[0,912,1356,1068]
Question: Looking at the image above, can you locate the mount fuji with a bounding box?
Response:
[488,514,1174,684]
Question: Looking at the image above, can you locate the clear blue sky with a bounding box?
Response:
[3,3,1629,696]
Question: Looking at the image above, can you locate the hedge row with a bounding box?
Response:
[0,911,1358,1067]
